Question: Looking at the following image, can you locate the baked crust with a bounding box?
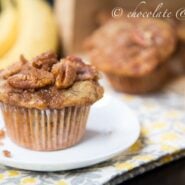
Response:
[85,18,176,77]
[0,52,103,109]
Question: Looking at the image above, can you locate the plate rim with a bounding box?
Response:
[0,94,140,171]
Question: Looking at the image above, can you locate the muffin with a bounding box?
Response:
[85,18,176,94]
[0,52,103,151]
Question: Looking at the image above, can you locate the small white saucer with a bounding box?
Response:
[0,94,140,171]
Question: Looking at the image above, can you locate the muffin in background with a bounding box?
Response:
[85,18,177,94]
[177,22,185,43]
[176,21,185,70]
[0,52,103,151]
[181,45,185,69]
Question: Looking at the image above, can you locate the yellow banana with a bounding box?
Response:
[0,0,58,69]
[0,0,18,57]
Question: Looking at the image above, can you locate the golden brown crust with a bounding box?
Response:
[0,81,103,109]
[0,52,103,109]
[85,18,176,77]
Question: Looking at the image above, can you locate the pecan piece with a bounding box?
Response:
[0,55,28,79]
[131,29,153,47]
[66,56,99,80]
[8,67,54,89]
[76,65,99,81]
[52,60,76,89]
[32,51,58,71]
[66,56,85,69]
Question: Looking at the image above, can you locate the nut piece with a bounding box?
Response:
[66,56,85,69]
[131,29,153,47]
[52,60,76,89]
[8,67,54,90]
[32,51,58,71]
[76,65,98,81]
[66,56,99,80]
[0,129,5,140]
[0,55,28,79]
[2,53,99,91]
[3,150,11,158]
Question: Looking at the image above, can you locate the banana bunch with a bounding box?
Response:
[0,0,17,57]
[0,0,58,69]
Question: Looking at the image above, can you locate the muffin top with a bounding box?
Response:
[0,52,103,109]
[85,18,176,77]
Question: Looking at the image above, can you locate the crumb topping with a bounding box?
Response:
[3,150,11,158]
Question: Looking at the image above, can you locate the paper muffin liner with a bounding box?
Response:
[0,103,90,151]
[105,63,170,94]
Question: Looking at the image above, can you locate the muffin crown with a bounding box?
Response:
[85,18,176,77]
[0,52,103,109]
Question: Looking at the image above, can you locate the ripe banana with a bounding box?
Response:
[0,0,18,57]
[0,0,58,69]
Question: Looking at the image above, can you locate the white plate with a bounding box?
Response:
[0,94,140,171]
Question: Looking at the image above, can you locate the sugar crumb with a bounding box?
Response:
[3,150,11,158]
[0,129,5,139]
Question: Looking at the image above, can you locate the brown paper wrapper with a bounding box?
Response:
[0,104,90,151]
[106,63,170,94]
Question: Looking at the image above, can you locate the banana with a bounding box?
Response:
[0,0,58,69]
[0,0,18,57]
